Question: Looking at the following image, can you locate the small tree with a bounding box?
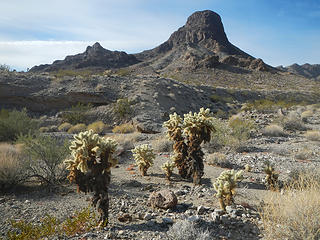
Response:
[164,108,215,184]
[64,130,117,226]
[132,144,155,176]
[213,169,243,211]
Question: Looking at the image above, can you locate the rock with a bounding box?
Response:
[197,205,206,215]
[162,217,174,224]
[211,212,220,222]
[117,213,132,222]
[149,189,178,209]
[187,215,201,222]
[24,200,30,204]
[144,213,153,221]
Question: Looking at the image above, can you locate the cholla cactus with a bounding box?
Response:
[64,130,117,226]
[132,144,155,176]
[161,160,176,180]
[213,169,243,211]
[263,161,279,190]
[163,108,215,184]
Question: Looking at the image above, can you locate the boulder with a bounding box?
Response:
[149,189,178,209]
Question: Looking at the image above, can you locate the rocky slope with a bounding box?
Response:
[278,63,320,80]
[30,42,139,72]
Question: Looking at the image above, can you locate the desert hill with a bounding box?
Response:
[278,63,320,80]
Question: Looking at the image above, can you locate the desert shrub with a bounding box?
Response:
[132,144,155,176]
[166,219,211,240]
[209,118,233,150]
[52,69,94,79]
[87,121,106,134]
[114,68,130,76]
[242,99,297,113]
[161,160,175,180]
[151,136,173,152]
[7,206,99,239]
[206,152,232,168]
[0,108,38,141]
[228,115,254,141]
[109,132,140,152]
[304,130,320,141]
[61,103,92,124]
[260,172,320,240]
[58,122,73,132]
[262,124,287,137]
[112,122,135,133]
[0,64,10,72]
[16,133,69,185]
[39,126,50,133]
[67,123,87,134]
[294,147,313,161]
[282,112,307,131]
[113,98,132,119]
[301,110,313,122]
[0,143,26,188]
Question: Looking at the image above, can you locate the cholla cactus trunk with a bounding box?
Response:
[140,164,150,176]
[186,136,204,184]
[172,137,189,179]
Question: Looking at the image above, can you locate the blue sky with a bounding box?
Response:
[0,0,319,71]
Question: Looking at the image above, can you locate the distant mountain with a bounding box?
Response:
[277,63,320,80]
[30,42,139,72]
[134,10,272,72]
[30,10,274,73]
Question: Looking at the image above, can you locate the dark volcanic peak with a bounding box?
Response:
[30,42,139,72]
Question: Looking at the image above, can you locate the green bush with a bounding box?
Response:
[0,108,38,141]
[16,133,69,185]
[228,115,254,142]
[113,98,132,119]
[61,103,92,124]
[67,123,87,134]
[242,99,298,113]
[58,122,73,132]
[87,121,106,134]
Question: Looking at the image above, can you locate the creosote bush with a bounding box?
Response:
[164,108,215,184]
[64,130,117,226]
[282,112,307,131]
[304,130,320,141]
[206,152,232,169]
[131,144,155,176]
[213,169,243,211]
[0,108,38,141]
[262,124,287,137]
[16,133,69,185]
[61,103,92,125]
[113,98,132,119]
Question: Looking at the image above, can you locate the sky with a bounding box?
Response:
[0,0,319,71]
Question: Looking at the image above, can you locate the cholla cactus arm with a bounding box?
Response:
[131,144,155,176]
[163,113,183,140]
[183,108,215,142]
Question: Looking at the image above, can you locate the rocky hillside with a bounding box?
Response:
[30,42,139,72]
[278,63,320,80]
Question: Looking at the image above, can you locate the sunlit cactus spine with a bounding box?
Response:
[161,160,176,181]
[132,144,155,176]
[64,130,117,226]
[263,161,279,190]
[163,108,215,184]
[213,169,243,211]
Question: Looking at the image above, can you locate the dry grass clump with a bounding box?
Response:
[262,124,287,137]
[108,132,141,152]
[206,152,232,168]
[304,130,320,141]
[282,112,307,131]
[112,122,135,133]
[58,122,72,132]
[294,147,313,161]
[260,171,320,240]
[39,126,50,133]
[0,143,25,187]
[87,121,107,134]
[151,135,173,152]
[301,110,313,122]
[67,123,87,134]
